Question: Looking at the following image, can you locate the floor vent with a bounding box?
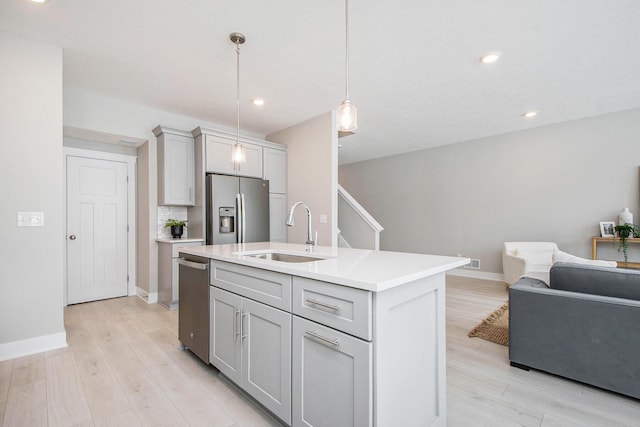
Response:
[464,259,481,269]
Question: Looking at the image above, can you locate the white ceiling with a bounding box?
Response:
[2,0,640,165]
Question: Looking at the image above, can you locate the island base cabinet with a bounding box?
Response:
[210,287,292,425]
[292,316,372,427]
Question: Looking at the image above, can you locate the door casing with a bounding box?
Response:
[63,147,137,306]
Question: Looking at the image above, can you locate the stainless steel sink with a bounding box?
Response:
[245,252,326,263]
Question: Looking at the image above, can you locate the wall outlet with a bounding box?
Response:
[464,258,481,269]
[456,253,462,257]
[17,211,44,227]
[319,214,328,224]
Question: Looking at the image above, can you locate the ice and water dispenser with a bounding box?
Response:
[219,207,235,233]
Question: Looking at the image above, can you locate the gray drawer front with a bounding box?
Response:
[210,260,292,311]
[292,277,372,341]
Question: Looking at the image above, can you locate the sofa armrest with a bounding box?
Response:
[502,253,526,285]
[509,279,640,399]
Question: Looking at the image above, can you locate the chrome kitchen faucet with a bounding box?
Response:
[285,202,317,247]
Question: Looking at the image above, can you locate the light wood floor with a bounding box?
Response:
[1,276,639,426]
[446,275,640,426]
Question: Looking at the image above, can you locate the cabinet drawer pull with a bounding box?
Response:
[305,298,341,312]
[234,308,240,341]
[177,258,208,270]
[305,330,340,348]
[241,311,248,342]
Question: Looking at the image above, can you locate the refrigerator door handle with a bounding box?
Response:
[236,193,242,243]
[241,193,246,243]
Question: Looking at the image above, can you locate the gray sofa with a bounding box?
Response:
[509,262,640,399]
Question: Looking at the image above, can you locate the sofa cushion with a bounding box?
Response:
[514,249,552,266]
[552,249,617,268]
[550,262,640,301]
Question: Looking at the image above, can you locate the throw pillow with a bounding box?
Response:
[552,249,617,267]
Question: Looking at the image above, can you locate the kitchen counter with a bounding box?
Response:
[155,237,204,244]
[178,241,469,292]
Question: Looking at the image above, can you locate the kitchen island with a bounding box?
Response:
[178,242,469,427]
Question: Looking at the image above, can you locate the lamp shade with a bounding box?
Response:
[232,143,246,163]
[337,99,357,132]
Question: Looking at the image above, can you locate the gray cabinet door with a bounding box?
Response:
[242,298,292,424]
[269,193,287,242]
[292,316,372,427]
[158,130,195,206]
[263,147,286,194]
[205,135,235,175]
[210,287,242,384]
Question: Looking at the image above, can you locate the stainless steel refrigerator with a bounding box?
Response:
[206,174,270,245]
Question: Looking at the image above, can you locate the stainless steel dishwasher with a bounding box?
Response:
[177,254,209,364]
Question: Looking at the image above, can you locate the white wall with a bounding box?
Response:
[0,31,66,358]
[339,108,640,274]
[267,112,338,247]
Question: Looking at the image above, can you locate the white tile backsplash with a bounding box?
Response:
[158,206,189,239]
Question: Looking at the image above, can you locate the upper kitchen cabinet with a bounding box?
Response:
[154,126,195,206]
[202,132,262,178]
[263,147,287,194]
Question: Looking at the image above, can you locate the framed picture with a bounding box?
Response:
[600,221,616,237]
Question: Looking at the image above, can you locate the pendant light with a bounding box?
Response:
[336,0,357,132]
[230,32,246,163]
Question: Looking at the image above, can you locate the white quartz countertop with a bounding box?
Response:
[156,238,204,244]
[178,242,470,292]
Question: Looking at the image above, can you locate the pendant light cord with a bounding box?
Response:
[236,41,241,144]
[345,0,350,101]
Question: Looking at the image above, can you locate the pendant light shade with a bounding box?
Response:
[336,0,357,132]
[230,32,247,164]
[337,99,357,132]
[232,142,246,163]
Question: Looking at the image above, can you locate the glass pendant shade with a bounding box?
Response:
[232,142,246,163]
[337,99,358,132]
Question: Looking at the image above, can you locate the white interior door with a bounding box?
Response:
[66,155,128,304]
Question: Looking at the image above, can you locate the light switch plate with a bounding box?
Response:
[17,211,44,227]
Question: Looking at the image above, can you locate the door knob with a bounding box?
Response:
[69,235,77,240]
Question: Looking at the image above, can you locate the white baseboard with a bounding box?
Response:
[447,268,505,282]
[136,287,158,304]
[0,332,67,362]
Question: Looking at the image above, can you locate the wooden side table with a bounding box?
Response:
[591,237,640,269]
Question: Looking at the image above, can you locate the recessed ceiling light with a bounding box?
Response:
[479,51,502,64]
[252,98,265,106]
[523,111,538,118]
[31,0,48,3]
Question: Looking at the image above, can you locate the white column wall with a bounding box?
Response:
[0,31,65,359]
